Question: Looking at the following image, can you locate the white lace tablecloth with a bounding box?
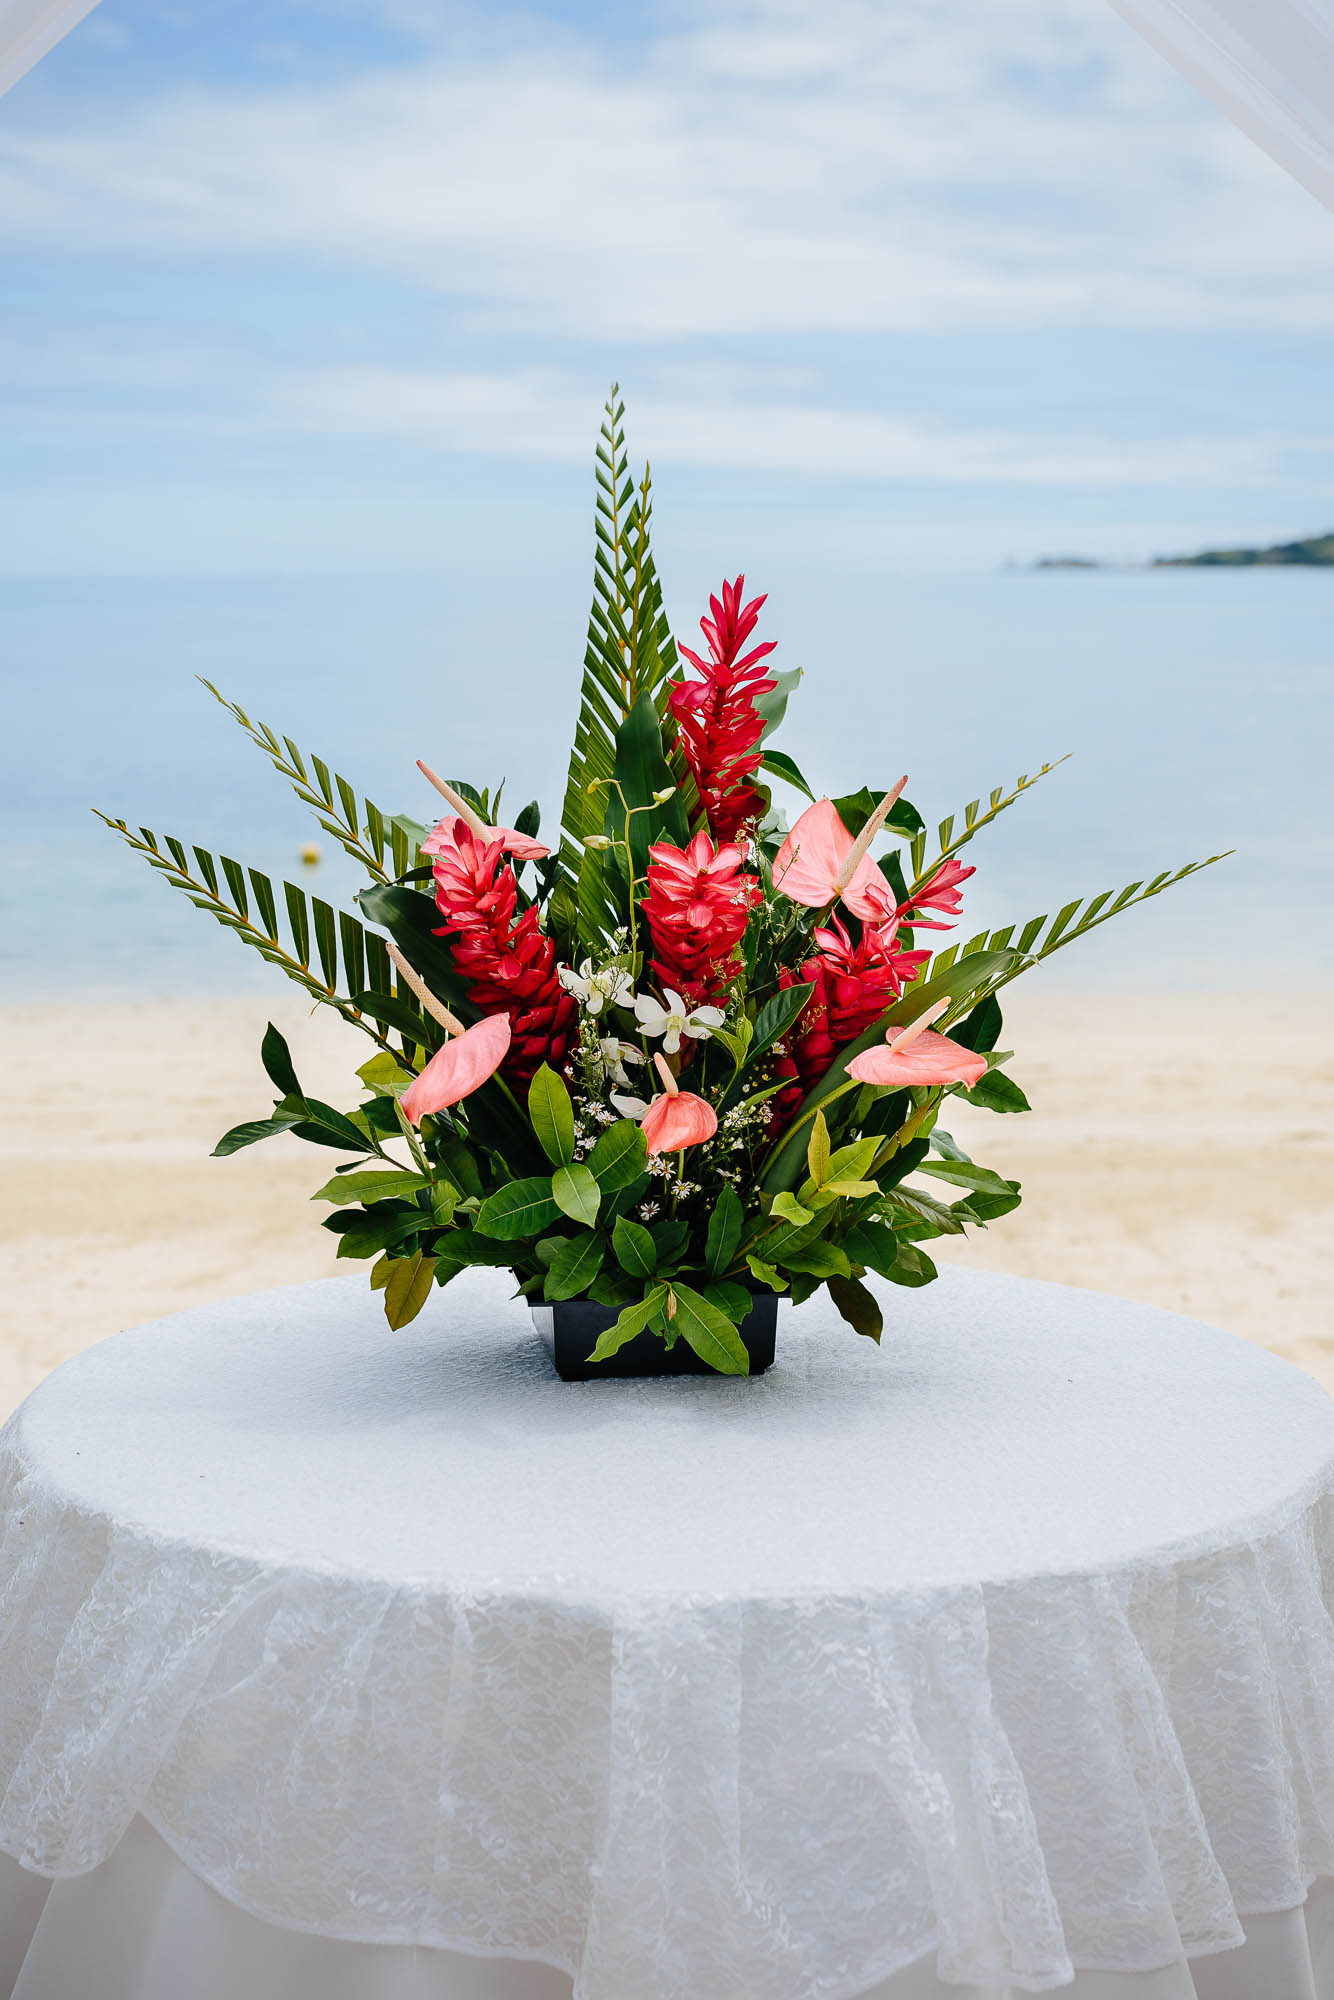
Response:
[1,1265,1333,2000]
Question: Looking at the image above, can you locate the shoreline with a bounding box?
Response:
[2,991,1330,1413]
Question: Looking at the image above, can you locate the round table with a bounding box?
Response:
[1,1266,1332,2000]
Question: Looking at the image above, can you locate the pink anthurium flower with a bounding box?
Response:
[385,942,512,1123]
[772,779,907,920]
[845,998,988,1090]
[637,1052,719,1157]
[399,1014,512,1123]
[417,761,550,861]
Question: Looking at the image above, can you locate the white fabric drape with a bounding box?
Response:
[0,0,100,97]
[1103,0,1334,212]
[2,1817,1334,1999]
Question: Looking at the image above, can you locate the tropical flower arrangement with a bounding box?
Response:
[98,394,1225,1375]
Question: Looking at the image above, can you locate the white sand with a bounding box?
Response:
[0,990,1330,1414]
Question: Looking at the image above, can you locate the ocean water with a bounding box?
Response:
[3,565,1331,997]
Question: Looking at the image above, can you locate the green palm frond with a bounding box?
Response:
[198,681,417,882]
[93,814,430,1052]
[907,758,1071,895]
[924,851,1233,987]
[554,387,688,940]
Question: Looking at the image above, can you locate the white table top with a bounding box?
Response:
[14,1265,1333,1601]
[2,1268,1332,2000]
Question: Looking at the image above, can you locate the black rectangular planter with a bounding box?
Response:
[533,1292,779,1381]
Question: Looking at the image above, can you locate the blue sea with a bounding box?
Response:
[4,566,1331,995]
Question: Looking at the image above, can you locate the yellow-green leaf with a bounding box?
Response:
[807,1109,831,1187]
[382,1251,436,1328]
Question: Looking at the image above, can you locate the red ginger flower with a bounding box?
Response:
[668,575,778,844]
[641,832,760,1008]
[430,819,577,1084]
[770,917,929,1127]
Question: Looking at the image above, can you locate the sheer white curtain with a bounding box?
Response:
[0,0,100,95]
[1105,0,1334,211]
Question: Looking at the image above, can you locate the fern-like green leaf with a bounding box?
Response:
[907,757,1071,892]
[554,388,690,942]
[923,851,1232,990]
[93,812,426,1051]
[199,680,397,882]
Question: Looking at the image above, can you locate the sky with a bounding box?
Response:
[4,0,1334,576]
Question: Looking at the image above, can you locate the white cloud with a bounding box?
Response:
[3,0,1334,334]
[275,362,1308,487]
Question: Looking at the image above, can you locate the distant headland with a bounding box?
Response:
[1026,532,1334,571]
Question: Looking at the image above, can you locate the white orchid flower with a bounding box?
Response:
[610,1092,650,1121]
[557,959,636,1017]
[633,988,726,1056]
[599,1037,644,1088]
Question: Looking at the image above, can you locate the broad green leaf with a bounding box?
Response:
[356,1052,416,1096]
[832,787,923,840]
[825,1137,882,1183]
[552,1163,601,1227]
[841,1219,903,1281]
[261,1022,302,1098]
[747,984,813,1067]
[475,1177,563,1239]
[951,992,1003,1054]
[543,1232,606,1301]
[807,1109,831,1187]
[587,1120,649,1189]
[704,1186,744,1277]
[782,1241,852,1280]
[828,1274,882,1342]
[754,664,803,743]
[918,1159,1018,1197]
[966,1069,1031,1113]
[771,1191,815,1227]
[953,1185,1022,1222]
[703,1280,751,1322]
[528,1065,576,1167]
[612,1216,657,1278]
[276,1094,375,1155]
[332,1209,427,1259]
[760,748,816,800]
[889,1185,967,1235]
[369,1253,392,1291]
[212,1114,301,1157]
[311,1169,430,1204]
[608,689,690,872]
[588,1283,671,1364]
[649,1217,690,1268]
[670,1284,750,1375]
[928,1128,973,1163]
[746,1256,788,1292]
[383,1252,436,1329]
[884,1240,938,1288]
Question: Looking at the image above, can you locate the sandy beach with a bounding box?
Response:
[1,988,1330,1414]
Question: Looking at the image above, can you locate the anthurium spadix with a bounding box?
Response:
[846,999,988,1091]
[417,760,550,862]
[385,942,512,1123]
[773,780,907,919]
